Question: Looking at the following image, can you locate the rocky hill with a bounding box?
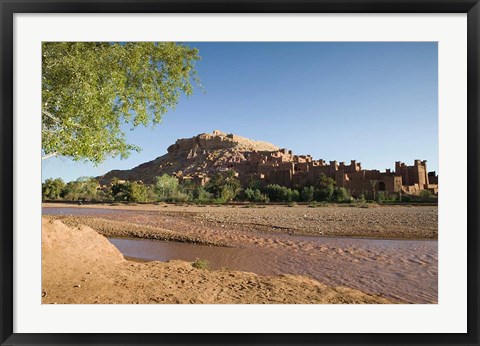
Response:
[97,130,438,198]
[98,130,280,185]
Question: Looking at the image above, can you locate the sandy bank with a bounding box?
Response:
[43,203,438,240]
[42,217,393,304]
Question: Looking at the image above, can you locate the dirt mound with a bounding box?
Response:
[42,219,124,263]
[41,217,393,304]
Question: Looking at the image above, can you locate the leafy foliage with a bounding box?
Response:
[314,173,335,201]
[301,186,315,202]
[42,42,201,163]
[333,187,350,203]
[191,259,210,270]
[206,171,242,202]
[109,180,147,202]
[192,186,213,202]
[376,191,386,204]
[154,174,180,199]
[244,188,270,203]
[419,189,436,202]
[264,184,299,202]
[61,177,99,201]
[42,178,66,200]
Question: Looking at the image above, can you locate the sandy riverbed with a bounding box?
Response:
[42,217,392,304]
[43,203,438,303]
[43,202,438,240]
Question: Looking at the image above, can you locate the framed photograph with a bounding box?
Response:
[1,0,479,345]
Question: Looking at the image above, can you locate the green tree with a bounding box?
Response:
[244,188,269,203]
[110,180,147,202]
[314,173,335,201]
[42,42,201,163]
[42,178,65,200]
[289,189,300,202]
[263,184,298,202]
[206,171,241,202]
[179,179,197,200]
[220,185,236,202]
[154,174,179,199]
[333,187,350,203]
[109,179,129,200]
[247,176,262,190]
[264,184,286,202]
[128,182,148,203]
[193,186,212,202]
[244,187,255,201]
[61,177,99,201]
[301,186,315,202]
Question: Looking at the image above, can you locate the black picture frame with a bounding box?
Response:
[1,1,479,345]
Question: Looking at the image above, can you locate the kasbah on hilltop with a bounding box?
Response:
[100,130,439,199]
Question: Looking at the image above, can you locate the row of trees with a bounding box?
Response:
[42,172,349,204]
[244,173,350,203]
[42,177,101,201]
[43,172,436,204]
[42,172,240,204]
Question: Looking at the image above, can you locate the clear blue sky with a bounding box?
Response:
[42,42,438,182]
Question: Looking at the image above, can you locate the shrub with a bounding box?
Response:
[245,188,269,203]
[290,189,300,202]
[243,203,265,208]
[244,187,255,200]
[193,186,213,202]
[220,185,237,202]
[420,190,435,202]
[333,187,350,203]
[308,201,330,208]
[163,192,190,203]
[356,200,369,208]
[376,191,386,204]
[96,189,113,202]
[192,259,210,270]
[386,193,398,202]
[359,193,366,203]
[264,184,283,202]
[247,177,262,190]
[301,186,315,202]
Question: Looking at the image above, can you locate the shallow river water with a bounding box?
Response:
[43,207,438,303]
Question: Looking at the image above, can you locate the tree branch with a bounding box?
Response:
[42,109,61,123]
[42,152,58,160]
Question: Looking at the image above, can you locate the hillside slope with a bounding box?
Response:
[99,130,280,185]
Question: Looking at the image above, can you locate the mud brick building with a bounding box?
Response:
[227,148,438,198]
[100,131,438,198]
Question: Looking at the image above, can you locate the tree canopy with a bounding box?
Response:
[42,42,201,163]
